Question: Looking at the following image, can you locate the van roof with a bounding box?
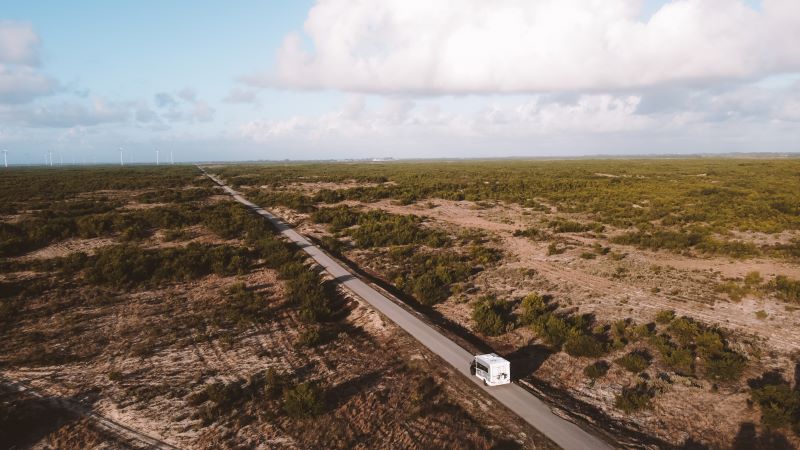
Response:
[475,353,509,366]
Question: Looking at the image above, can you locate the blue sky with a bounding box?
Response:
[0,0,798,164]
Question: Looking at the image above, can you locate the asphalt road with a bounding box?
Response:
[203,169,613,450]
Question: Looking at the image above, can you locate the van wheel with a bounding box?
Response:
[483,379,487,386]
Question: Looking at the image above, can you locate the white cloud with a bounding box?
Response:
[238,80,800,155]
[0,22,56,104]
[240,94,653,142]
[0,21,40,66]
[0,64,56,103]
[256,0,800,94]
[20,98,132,128]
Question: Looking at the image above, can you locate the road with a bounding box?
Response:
[202,169,613,450]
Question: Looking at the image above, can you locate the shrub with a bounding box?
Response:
[287,272,333,323]
[108,371,124,382]
[513,227,550,241]
[716,281,749,302]
[283,382,324,418]
[615,351,651,373]
[615,382,655,414]
[518,292,547,326]
[705,351,747,382]
[86,243,251,288]
[390,250,473,306]
[547,242,566,255]
[584,361,610,381]
[749,372,800,431]
[771,275,800,304]
[662,347,695,376]
[471,296,512,336]
[533,314,572,349]
[347,209,447,248]
[214,283,267,327]
[262,367,286,400]
[548,219,603,233]
[297,327,322,348]
[563,332,607,358]
[409,272,451,306]
[744,271,763,286]
[668,317,700,346]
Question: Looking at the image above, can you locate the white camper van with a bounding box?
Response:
[473,353,511,386]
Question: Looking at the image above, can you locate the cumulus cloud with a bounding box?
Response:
[254,0,800,94]
[0,21,40,66]
[240,94,654,143]
[0,98,132,129]
[0,64,56,103]
[0,21,57,103]
[239,79,800,148]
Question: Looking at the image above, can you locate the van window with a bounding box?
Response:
[476,362,489,373]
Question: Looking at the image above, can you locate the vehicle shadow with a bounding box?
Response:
[504,343,553,382]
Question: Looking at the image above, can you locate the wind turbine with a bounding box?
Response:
[170,149,174,165]
[119,147,124,166]
[2,149,7,168]
[156,149,160,165]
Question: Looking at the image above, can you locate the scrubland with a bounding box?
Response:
[0,166,542,449]
[210,158,800,449]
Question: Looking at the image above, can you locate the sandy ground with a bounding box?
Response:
[13,237,117,261]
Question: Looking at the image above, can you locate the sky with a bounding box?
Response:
[0,0,798,164]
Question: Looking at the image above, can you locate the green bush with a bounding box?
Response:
[548,219,603,233]
[547,242,566,255]
[615,382,655,414]
[533,314,572,349]
[518,292,547,326]
[513,227,550,241]
[705,351,747,382]
[615,351,651,373]
[771,275,800,304]
[213,283,268,327]
[287,272,333,323]
[390,250,474,306]
[563,332,607,358]
[471,296,512,336]
[297,327,322,347]
[282,382,324,418]
[584,361,610,381]
[86,243,251,288]
[749,373,800,431]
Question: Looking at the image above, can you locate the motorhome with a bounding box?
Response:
[473,353,511,386]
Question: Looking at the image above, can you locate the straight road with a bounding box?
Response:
[202,168,613,450]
